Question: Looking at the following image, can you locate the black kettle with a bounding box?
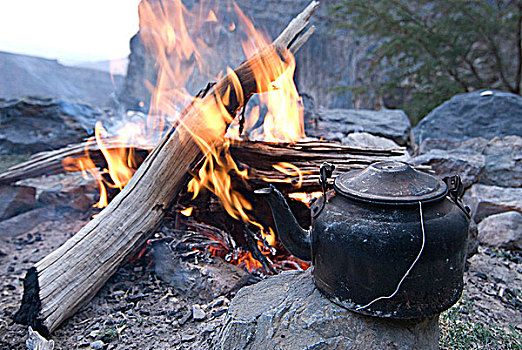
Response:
[256,161,471,318]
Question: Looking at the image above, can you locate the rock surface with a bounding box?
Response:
[479,136,521,188]
[216,270,439,350]
[0,185,36,221]
[309,108,412,146]
[417,135,521,188]
[478,211,522,251]
[414,90,522,145]
[416,137,490,155]
[464,184,522,222]
[410,149,485,188]
[0,98,105,155]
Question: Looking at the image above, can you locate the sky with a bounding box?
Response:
[0,0,141,64]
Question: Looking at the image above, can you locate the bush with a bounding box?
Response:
[330,0,522,123]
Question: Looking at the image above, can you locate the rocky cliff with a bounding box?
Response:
[120,0,374,111]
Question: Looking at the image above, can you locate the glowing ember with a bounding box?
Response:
[180,207,194,216]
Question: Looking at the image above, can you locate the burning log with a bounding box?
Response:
[0,139,408,190]
[14,1,319,336]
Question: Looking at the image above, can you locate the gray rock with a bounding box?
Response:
[216,270,439,350]
[410,149,485,188]
[480,136,522,188]
[416,135,521,188]
[464,184,522,222]
[341,132,401,149]
[417,137,490,154]
[18,172,98,212]
[414,90,522,145]
[309,108,412,146]
[0,206,58,241]
[0,98,104,155]
[478,211,522,251]
[0,185,36,220]
[192,304,206,321]
[90,340,104,349]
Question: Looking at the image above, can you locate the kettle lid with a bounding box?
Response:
[334,161,447,205]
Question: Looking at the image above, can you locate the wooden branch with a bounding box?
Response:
[14,1,319,336]
[25,327,54,350]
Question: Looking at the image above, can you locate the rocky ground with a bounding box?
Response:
[0,172,520,349]
[1,89,521,349]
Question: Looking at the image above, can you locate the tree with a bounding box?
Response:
[330,0,522,123]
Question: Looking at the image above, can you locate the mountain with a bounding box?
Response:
[0,51,124,107]
[72,58,128,75]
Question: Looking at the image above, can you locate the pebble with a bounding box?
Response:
[127,293,146,302]
[91,340,104,349]
[181,333,196,342]
[113,290,125,297]
[179,310,192,325]
[192,304,206,321]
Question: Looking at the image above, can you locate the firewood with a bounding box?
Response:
[14,1,319,336]
[0,139,409,192]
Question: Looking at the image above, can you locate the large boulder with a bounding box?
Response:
[0,97,104,155]
[216,270,439,350]
[477,211,522,251]
[308,108,412,146]
[463,184,522,222]
[414,90,522,145]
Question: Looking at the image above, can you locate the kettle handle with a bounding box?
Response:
[312,162,335,219]
[443,175,471,218]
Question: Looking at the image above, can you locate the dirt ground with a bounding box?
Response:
[0,173,521,349]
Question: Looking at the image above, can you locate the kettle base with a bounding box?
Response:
[313,273,463,319]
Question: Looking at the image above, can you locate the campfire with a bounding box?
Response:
[64,0,315,275]
[10,0,408,340]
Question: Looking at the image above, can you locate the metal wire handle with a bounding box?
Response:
[312,162,335,220]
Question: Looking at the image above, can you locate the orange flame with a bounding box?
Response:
[62,122,143,209]
[262,162,310,188]
[63,0,309,271]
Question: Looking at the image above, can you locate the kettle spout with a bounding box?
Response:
[255,185,312,261]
